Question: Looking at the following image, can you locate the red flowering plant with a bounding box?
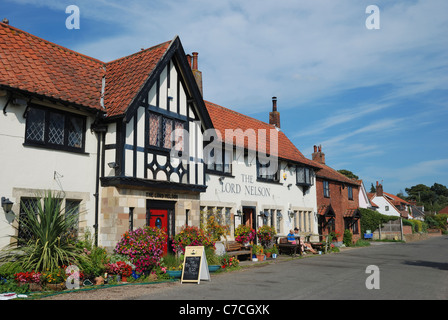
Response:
[234,224,256,244]
[172,226,215,254]
[114,226,167,274]
[105,261,132,277]
[256,225,276,249]
[14,271,41,284]
[221,256,239,270]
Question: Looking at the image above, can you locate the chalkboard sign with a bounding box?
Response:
[181,246,210,284]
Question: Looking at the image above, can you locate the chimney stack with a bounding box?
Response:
[189,52,203,96]
[269,96,281,128]
[376,181,383,196]
[312,144,325,164]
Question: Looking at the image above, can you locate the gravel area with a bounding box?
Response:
[40,280,181,300]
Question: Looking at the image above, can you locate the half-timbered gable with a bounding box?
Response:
[98,37,213,250]
[101,37,211,191]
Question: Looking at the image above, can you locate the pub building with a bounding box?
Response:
[0,21,322,253]
[201,98,321,242]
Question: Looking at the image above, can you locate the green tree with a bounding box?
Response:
[337,169,359,180]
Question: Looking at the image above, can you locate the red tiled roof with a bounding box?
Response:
[204,100,320,167]
[0,22,172,116]
[0,22,104,111]
[104,41,171,117]
[439,206,448,214]
[383,192,410,205]
[315,162,361,186]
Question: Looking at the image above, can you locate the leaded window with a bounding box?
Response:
[149,112,184,151]
[18,198,39,245]
[296,166,313,186]
[25,105,86,152]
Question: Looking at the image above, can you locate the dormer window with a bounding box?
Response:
[296,166,313,186]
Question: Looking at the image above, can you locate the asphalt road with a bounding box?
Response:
[136,236,448,300]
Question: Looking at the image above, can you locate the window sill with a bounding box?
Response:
[205,170,234,177]
[23,142,88,155]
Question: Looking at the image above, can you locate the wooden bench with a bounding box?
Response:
[277,237,302,256]
[225,241,252,259]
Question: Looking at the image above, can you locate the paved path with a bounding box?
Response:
[42,236,448,301]
[136,236,448,300]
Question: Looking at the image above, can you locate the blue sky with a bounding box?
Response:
[3,0,448,195]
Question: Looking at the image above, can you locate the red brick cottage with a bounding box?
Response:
[311,145,361,243]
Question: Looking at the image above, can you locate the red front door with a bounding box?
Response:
[148,209,168,254]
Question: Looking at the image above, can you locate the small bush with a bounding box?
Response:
[343,229,353,247]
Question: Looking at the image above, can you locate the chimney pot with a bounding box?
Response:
[269,96,280,128]
[186,54,192,67]
[192,52,198,70]
[2,18,9,25]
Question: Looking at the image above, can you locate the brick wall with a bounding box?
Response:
[316,177,361,243]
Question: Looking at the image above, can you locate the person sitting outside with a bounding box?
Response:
[287,230,296,244]
[294,227,317,254]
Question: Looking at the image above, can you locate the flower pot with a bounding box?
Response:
[47,283,65,291]
[266,252,271,258]
[121,276,127,282]
[166,270,182,278]
[29,283,42,291]
[208,265,220,273]
[272,253,277,259]
[256,254,265,261]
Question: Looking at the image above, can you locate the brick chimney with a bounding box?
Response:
[376,181,383,196]
[191,52,203,96]
[312,145,325,164]
[269,97,281,128]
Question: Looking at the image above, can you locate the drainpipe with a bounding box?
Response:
[92,113,107,247]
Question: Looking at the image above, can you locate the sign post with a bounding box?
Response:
[181,246,210,284]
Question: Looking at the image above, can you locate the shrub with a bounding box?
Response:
[0,191,86,273]
[172,225,215,254]
[115,226,167,273]
[359,208,399,235]
[343,229,353,246]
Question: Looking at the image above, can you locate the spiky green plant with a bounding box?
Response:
[0,190,86,272]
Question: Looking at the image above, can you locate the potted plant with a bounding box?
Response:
[234,225,256,246]
[268,245,279,259]
[252,244,264,261]
[256,225,276,249]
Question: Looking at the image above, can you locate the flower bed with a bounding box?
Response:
[114,226,167,273]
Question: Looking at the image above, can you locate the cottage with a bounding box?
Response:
[369,181,412,218]
[311,145,361,243]
[0,21,103,250]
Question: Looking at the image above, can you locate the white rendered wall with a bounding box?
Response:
[0,96,99,249]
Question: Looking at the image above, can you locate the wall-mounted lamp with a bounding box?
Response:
[218,176,225,183]
[108,162,119,169]
[1,197,13,213]
[287,183,292,190]
[288,210,295,219]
